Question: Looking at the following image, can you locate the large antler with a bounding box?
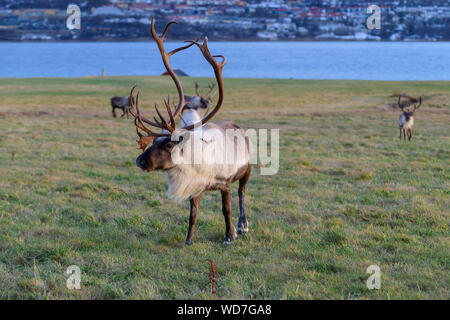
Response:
[397,94,422,112]
[150,17,197,122]
[128,18,197,151]
[183,37,226,130]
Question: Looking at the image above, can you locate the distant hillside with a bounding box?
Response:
[0,0,449,41]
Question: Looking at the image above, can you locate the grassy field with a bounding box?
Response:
[0,77,448,299]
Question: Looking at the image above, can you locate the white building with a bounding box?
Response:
[92,6,124,16]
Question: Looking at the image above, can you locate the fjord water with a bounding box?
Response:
[1,41,449,80]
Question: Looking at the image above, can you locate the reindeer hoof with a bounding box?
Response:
[223,229,237,245]
[184,239,193,246]
[237,221,249,234]
[237,227,249,234]
[223,237,235,245]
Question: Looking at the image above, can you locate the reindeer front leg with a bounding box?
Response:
[185,195,201,246]
[221,187,236,245]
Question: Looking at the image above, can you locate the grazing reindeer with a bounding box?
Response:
[128,18,252,245]
[111,96,134,118]
[181,82,217,127]
[397,94,422,141]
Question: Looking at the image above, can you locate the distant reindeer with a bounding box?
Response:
[397,94,422,141]
[181,82,216,127]
[111,96,134,118]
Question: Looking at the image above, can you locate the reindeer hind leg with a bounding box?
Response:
[237,165,251,234]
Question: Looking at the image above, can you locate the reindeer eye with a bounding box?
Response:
[165,141,175,150]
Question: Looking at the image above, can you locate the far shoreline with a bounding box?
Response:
[1,76,449,82]
[1,39,450,43]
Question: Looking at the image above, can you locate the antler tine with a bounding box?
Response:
[414,96,422,111]
[134,117,151,138]
[186,38,227,68]
[128,85,163,128]
[134,118,143,137]
[398,95,404,111]
[135,91,156,135]
[195,82,200,96]
[161,21,177,39]
[168,40,197,57]
[154,104,173,132]
[153,115,163,128]
[128,85,138,117]
[182,37,226,130]
[164,95,176,127]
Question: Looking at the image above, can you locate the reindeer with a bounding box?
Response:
[127,18,252,246]
[181,82,216,127]
[397,94,422,141]
[110,96,134,118]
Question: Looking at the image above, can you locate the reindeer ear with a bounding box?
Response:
[137,136,154,152]
[172,131,189,144]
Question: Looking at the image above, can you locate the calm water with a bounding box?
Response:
[1,41,449,80]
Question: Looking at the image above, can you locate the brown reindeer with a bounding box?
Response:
[397,94,422,141]
[127,18,252,246]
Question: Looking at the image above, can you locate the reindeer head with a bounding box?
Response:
[135,135,180,171]
[398,94,422,116]
[187,82,217,110]
[129,18,226,172]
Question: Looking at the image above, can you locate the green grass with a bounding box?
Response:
[0,77,449,299]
